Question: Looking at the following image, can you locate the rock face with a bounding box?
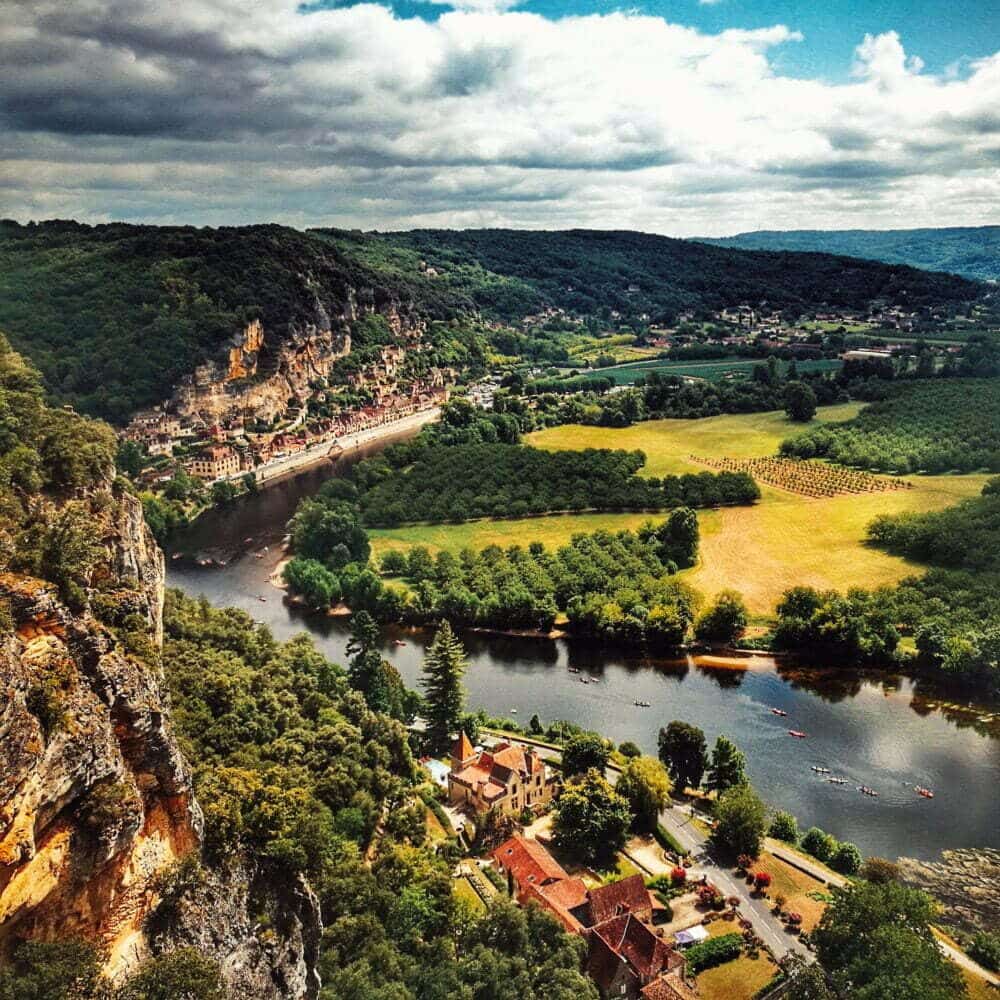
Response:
[0,488,322,996]
[898,848,1000,933]
[0,571,201,977]
[147,855,322,1000]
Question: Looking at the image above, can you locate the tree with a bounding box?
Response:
[785,381,818,422]
[288,497,370,568]
[782,954,837,1000]
[801,827,837,863]
[859,857,900,884]
[812,881,964,1000]
[561,732,611,777]
[116,439,144,477]
[283,557,338,608]
[656,507,699,569]
[0,940,101,1000]
[968,931,1000,973]
[617,756,672,831]
[769,811,799,843]
[552,771,631,865]
[658,721,708,792]
[706,735,748,793]
[831,841,863,876]
[618,741,641,759]
[695,590,748,644]
[210,479,238,505]
[118,948,226,1000]
[420,621,467,752]
[346,611,409,720]
[712,784,767,858]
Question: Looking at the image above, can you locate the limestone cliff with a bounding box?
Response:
[0,486,322,997]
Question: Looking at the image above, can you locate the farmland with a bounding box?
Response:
[556,356,842,386]
[370,405,989,615]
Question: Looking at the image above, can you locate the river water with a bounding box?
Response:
[166,435,1000,862]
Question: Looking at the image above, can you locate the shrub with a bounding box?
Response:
[801,827,837,863]
[683,932,743,973]
[619,740,642,759]
[859,856,900,884]
[736,854,755,872]
[968,931,1000,972]
[671,866,687,885]
[754,872,772,891]
[830,841,863,875]
[768,811,799,843]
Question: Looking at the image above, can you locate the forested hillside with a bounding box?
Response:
[0,220,983,421]
[378,228,981,321]
[700,226,1000,282]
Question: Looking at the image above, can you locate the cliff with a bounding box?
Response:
[0,491,199,976]
[0,484,321,996]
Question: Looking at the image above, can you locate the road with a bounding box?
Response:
[482,730,809,961]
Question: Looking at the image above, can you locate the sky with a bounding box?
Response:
[1,0,999,236]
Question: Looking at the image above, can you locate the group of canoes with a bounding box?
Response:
[775,710,935,801]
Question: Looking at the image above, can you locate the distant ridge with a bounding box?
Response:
[695,226,1000,282]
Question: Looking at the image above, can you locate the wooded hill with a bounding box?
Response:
[699,225,1000,282]
[0,220,983,421]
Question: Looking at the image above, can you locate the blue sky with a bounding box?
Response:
[3,0,999,234]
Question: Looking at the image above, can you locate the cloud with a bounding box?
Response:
[0,1,997,235]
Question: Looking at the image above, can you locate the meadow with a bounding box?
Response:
[370,405,990,616]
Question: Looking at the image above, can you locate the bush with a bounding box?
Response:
[619,740,642,759]
[830,841,863,875]
[671,866,687,885]
[683,932,743,973]
[968,931,1000,972]
[859,856,900,884]
[754,872,772,891]
[801,827,837,863]
[768,811,799,844]
[653,823,685,855]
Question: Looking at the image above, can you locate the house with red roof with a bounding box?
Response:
[490,835,689,1000]
[448,734,558,818]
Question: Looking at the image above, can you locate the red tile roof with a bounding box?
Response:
[584,874,653,926]
[594,913,677,981]
[493,836,569,888]
[641,974,699,1000]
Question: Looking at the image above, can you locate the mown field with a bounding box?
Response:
[370,406,990,616]
[558,356,842,386]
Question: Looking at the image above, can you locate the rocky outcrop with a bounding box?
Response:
[898,848,1000,933]
[147,855,322,1000]
[0,574,201,977]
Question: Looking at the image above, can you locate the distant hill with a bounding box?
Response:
[697,226,1000,282]
[0,221,983,421]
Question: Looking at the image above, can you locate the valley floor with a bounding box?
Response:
[369,407,990,616]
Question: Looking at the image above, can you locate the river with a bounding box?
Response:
[166,433,1000,862]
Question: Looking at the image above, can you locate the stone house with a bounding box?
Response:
[448,735,558,817]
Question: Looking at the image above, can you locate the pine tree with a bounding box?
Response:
[706,735,748,793]
[421,620,467,752]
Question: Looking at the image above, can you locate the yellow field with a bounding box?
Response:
[370,407,990,617]
[525,404,864,477]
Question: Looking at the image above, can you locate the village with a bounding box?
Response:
[123,321,453,491]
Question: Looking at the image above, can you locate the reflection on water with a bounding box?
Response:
[166,443,1000,863]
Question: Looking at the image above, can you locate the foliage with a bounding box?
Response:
[288,497,370,569]
[658,721,709,792]
[968,931,1000,973]
[801,828,838,864]
[283,557,340,608]
[420,621,467,753]
[117,949,225,1000]
[769,811,799,844]
[706,736,748,793]
[712,785,767,858]
[858,857,900,884]
[785,381,818,422]
[772,585,900,664]
[695,590,749,644]
[811,881,965,1000]
[782,379,1000,475]
[0,940,101,1000]
[683,932,743,974]
[560,732,611,777]
[355,440,759,526]
[830,842,863,876]
[616,756,672,832]
[346,611,413,721]
[551,771,631,865]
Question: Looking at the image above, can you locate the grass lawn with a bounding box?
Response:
[959,967,996,1000]
[525,405,863,477]
[372,407,990,616]
[695,933,779,1000]
[453,875,488,913]
[758,851,830,933]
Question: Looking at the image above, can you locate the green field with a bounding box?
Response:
[370,405,991,616]
[560,356,842,386]
[525,405,863,476]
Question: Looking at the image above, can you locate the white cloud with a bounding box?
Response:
[0,1,997,234]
